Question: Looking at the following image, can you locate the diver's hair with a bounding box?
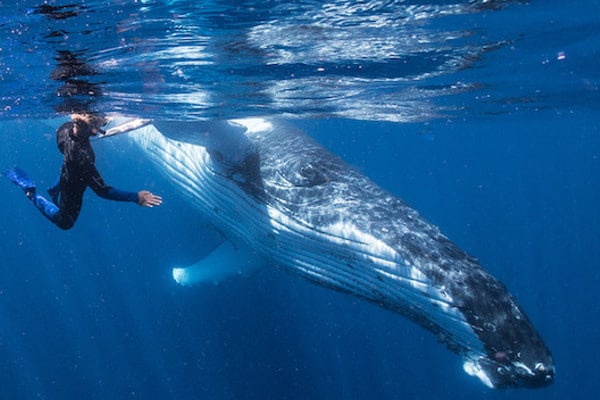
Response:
[71,112,108,126]
[71,111,105,119]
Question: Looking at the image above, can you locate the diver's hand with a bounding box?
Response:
[137,190,163,207]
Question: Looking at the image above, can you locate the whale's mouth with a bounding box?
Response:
[463,356,555,389]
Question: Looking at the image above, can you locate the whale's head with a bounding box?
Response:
[463,339,554,389]
[427,252,556,389]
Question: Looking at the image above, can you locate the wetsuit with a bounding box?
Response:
[28,121,138,230]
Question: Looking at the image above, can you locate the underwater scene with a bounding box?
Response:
[0,1,599,399]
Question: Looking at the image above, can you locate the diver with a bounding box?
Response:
[4,112,162,230]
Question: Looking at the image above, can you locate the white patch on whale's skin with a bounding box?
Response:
[464,359,495,388]
[230,117,273,133]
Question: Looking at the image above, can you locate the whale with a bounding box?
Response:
[121,117,554,389]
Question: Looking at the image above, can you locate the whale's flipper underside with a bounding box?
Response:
[173,240,265,286]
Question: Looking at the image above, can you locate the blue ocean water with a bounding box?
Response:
[0,0,598,399]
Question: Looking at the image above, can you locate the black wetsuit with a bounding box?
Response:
[48,121,138,229]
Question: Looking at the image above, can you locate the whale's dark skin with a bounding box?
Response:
[133,118,554,389]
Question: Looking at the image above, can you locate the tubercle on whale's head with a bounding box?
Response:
[463,350,555,389]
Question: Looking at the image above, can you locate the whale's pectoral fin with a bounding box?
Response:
[172,240,265,286]
[99,116,153,139]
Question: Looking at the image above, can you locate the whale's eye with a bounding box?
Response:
[299,164,328,186]
[282,160,329,187]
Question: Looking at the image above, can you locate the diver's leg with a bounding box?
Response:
[52,182,84,230]
[28,193,59,223]
[47,175,60,205]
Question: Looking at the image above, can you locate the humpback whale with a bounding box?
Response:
[124,117,554,389]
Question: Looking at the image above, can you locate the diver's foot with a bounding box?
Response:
[4,167,36,197]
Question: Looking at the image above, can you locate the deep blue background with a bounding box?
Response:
[0,0,599,398]
[1,106,598,399]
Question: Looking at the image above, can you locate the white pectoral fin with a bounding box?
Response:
[100,116,153,139]
[172,241,265,286]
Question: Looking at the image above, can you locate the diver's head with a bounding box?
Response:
[71,112,108,137]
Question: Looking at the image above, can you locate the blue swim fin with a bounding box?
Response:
[5,167,59,222]
[4,167,36,196]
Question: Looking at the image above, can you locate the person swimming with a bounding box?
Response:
[5,112,162,230]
